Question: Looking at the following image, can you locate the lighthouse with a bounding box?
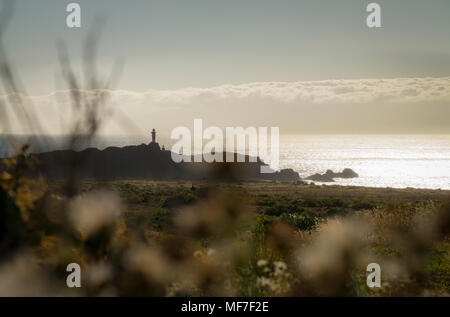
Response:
[151,128,156,143]
[148,128,161,151]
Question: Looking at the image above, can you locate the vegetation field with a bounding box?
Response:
[15,179,444,297]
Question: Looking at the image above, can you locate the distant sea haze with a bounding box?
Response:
[1,134,450,190]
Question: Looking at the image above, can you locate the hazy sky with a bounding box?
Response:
[1,0,450,134]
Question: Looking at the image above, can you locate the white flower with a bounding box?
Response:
[274,261,287,271]
[257,259,268,267]
[257,277,280,293]
[206,248,216,257]
[69,190,121,237]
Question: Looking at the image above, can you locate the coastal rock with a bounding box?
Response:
[306,172,335,182]
[306,168,358,183]
[271,168,301,182]
[340,168,359,179]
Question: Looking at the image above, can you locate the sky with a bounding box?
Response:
[1,0,450,135]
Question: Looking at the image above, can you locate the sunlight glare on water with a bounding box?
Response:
[279,135,450,190]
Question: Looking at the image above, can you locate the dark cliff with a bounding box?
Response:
[29,142,300,182]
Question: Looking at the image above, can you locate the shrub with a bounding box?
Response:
[351,199,377,210]
[150,207,172,231]
[321,198,347,208]
[326,207,348,217]
[250,215,273,260]
[279,211,318,232]
[301,197,321,207]
[265,201,309,216]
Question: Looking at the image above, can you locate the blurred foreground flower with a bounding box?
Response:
[69,190,121,238]
[294,217,372,296]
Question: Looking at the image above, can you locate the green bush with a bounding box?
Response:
[250,214,273,260]
[150,207,172,231]
[326,207,348,217]
[301,197,321,207]
[351,199,377,210]
[321,198,347,208]
[265,201,309,216]
[279,211,318,232]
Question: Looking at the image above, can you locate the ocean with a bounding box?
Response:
[278,135,450,190]
[1,134,450,190]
